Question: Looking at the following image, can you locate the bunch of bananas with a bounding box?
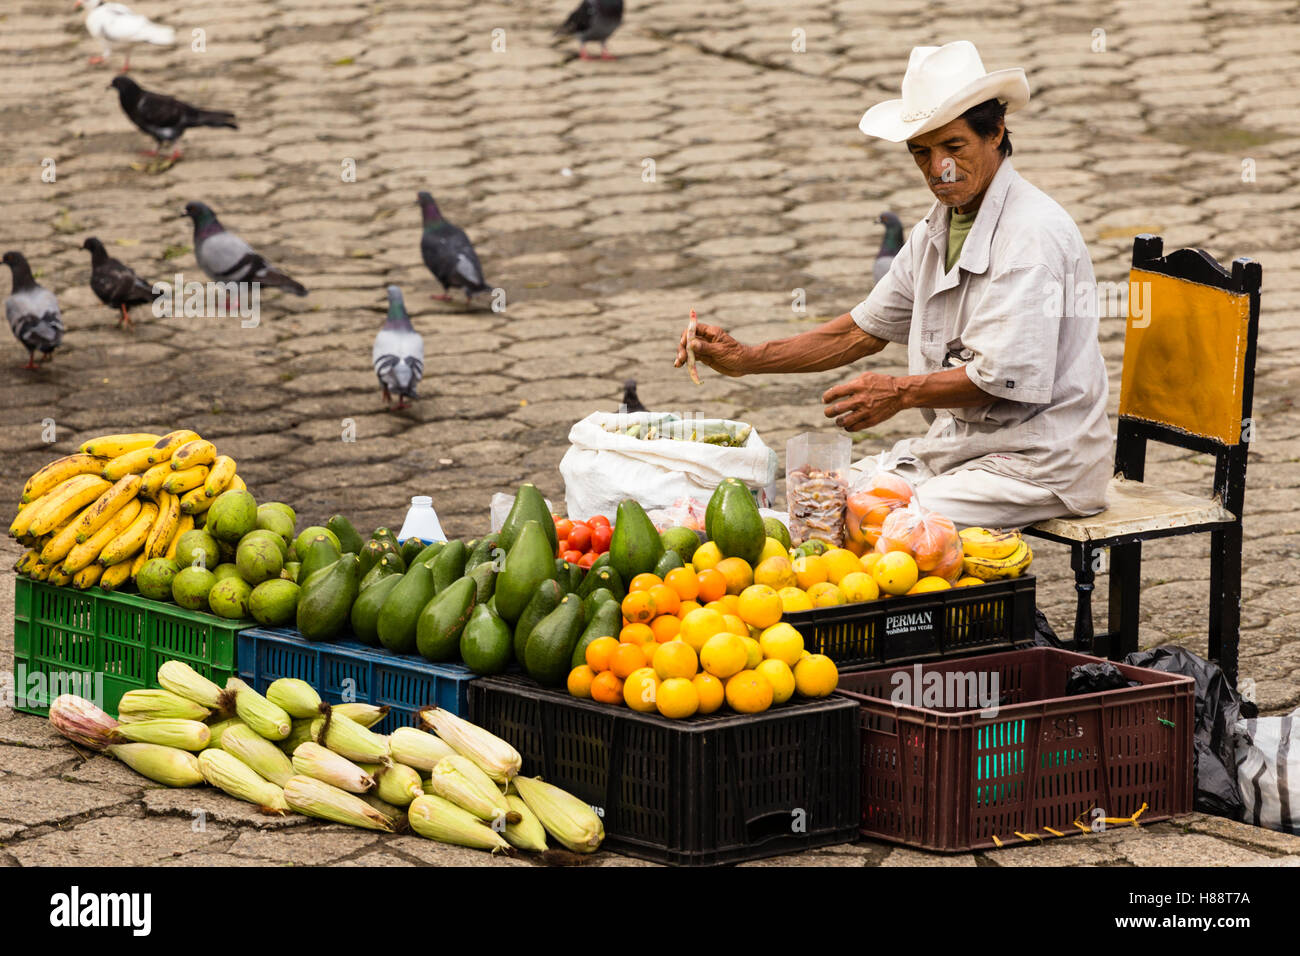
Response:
[959,528,1034,581]
[10,430,245,592]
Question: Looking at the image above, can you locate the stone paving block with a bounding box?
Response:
[9,816,232,867]
[881,847,980,867]
[0,776,131,827]
[385,835,533,867]
[229,826,381,864]
[0,744,77,778]
[143,789,311,830]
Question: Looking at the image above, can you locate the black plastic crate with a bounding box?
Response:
[783,575,1036,671]
[468,675,860,866]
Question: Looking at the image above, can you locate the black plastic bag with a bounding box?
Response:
[1029,607,1062,648]
[1066,661,1139,695]
[1124,646,1246,819]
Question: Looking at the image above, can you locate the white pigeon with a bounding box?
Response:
[75,0,175,72]
[372,286,424,411]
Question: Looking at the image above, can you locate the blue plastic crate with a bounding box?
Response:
[236,627,476,734]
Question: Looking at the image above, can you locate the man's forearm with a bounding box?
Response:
[896,365,990,409]
[746,313,888,374]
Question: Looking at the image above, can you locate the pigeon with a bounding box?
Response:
[621,379,647,413]
[180,201,308,299]
[4,252,64,370]
[373,286,424,410]
[555,0,624,59]
[75,0,175,72]
[417,192,490,303]
[874,211,904,283]
[109,76,236,160]
[82,237,160,329]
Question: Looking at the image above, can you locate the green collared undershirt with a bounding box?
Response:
[946,209,978,273]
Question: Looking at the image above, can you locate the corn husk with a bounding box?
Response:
[504,794,548,852]
[330,702,388,728]
[266,678,322,719]
[418,706,520,784]
[361,793,407,826]
[428,754,515,824]
[110,718,210,751]
[512,775,604,854]
[157,660,228,711]
[234,687,291,740]
[282,775,395,832]
[224,677,251,694]
[107,743,204,787]
[311,709,389,762]
[220,723,296,786]
[389,726,457,771]
[199,749,288,812]
[373,761,424,808]
[292,742,375,793]
[278,718,316,756]
[408,794,511,853]
[203,717,245,750]
[117,688,211,723]
[48,694,118,750]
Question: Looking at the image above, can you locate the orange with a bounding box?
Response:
[623,667,659,713]
[680,607,727,654]
[640,635,661,661]
[753,556,797,591]
[838,571,879,604]
[621,590,658,624]
[740,636,763,669]
[648,584,680,617]
[585,636,620,672]
[715,557,754,595]
[610,642,648,679]
[629,572,663,593]
[696,568,727,603]
[653,640,698,680]
[590,671,625,705]
[778,587,813,613]
[792,554,829,589]
[716,593,741,615]
[860,551,882,573]
[725,670,774,714]
[650,614,681,642]
[722,613,750,638]
[677,599,702,619]
[794,654,839,698]
[736,584,782,629]
[567,665,596,698]
[907,576,952,594]
[955,576,985,587]
[873,552,919,596]
[693,673,725,714]
[758,622,804,667]
[700,633,748,679]
[664,567,699,602]
[656,678,699,719]
[619,622,654,645]
[806,582,844,607]
[756,659,795,704]
[692,541,723,570]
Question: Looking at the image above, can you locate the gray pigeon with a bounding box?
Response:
[180,201,307,298]
[372,285,424,410]
[555,0,624,59]
[621,379,646,413]
[4,252,64,370]
[417,192,489,303]
[874,212,904,283]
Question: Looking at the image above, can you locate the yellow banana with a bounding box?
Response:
[100,561,133,592]
[180,486,216,515]
[80,433,159,458]
[146,429,202,465]
[29,561,53,582]
[63,498,142,574]
[145,491,180,559]
[103,447,159,480]
[959,527,1023,561]
[165,514,195,560]
[230,474,246,493]
[47,568,73,587]
[130,549,149,579]
[139,461,173,500]
[203,456,236,498]
[25,476,114,537]
[72,474,143,543]
[170,439,216,471]
[22,454,106,504]
[72,564,104,589]
[162,466,209,495]
[98,501,158,567]
[40,503,96,564]
[15,549,39,575]
[961,541,1033,581]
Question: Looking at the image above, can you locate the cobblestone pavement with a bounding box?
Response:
[2,0,1300,865]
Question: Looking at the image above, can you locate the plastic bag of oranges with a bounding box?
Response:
[845,471,914,550]
[875,503,964,582]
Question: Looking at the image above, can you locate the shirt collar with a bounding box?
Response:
[923,157,1019,276]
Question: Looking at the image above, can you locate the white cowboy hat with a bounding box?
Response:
[859,41,1030,143]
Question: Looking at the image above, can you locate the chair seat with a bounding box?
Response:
[1028,476,1235,543]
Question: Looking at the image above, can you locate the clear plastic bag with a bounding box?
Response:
[876,503,964,582]
[845,471,914,552]
[645,497,708,533]
[786,433,850,547]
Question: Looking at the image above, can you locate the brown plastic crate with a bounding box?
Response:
[836,647,1195,852]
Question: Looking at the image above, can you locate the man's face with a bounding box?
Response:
[906,115,1005,212]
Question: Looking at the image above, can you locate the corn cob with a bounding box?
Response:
[99,560,134,592]
[80,433,160,458]
[139,461,173,500]
[98,501,158,567]
[144,491,180,559]
[72,474,142,543]
[48,694,118,750]
[220,723,295,786]
[62,498,141,573]
[156,660,229,711]
[311,709,390,762]
[204,456,237,497]
[199,748,288,812]
[292,742,376,793]
[408,794,511,853]
[22,453,107,503]
[389,726,457,771]
[512,774,604,854]
[361,794,407,826]
[234,687,291,740]
[283,775,396,831]
[109,718,211,750]
[107,743,204,787]
[504,793,548,852]
[170,439,216,471]
[72,564,103,589]
[116,688,211,723]
[203,716,245,750]
[418,705,520,784]
[428,755,515,824]
[278,717,316,755]
[266,678,322,719]
[165,514,194,561]
[374,762,424,807]
[145,429,201,465]
[330,702,389,728]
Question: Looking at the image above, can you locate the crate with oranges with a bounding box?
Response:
[564,566,840,719]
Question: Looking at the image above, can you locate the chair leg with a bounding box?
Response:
[1069,544,1097,655]
[1209,525,1242,686]
[1109,541,1142,661]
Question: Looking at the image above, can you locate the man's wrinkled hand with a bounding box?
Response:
[823,372,905,431]
[674,322,749,378]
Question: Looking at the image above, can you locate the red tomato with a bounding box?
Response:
[588,514,611,529]
[557,539,568,558]
[578,551,598,569]
[590,523,613,554]
[555,519,574,540]
[563,549,583,564]
[567,524,592,553]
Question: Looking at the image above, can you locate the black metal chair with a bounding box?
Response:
[1024,234,1262,685]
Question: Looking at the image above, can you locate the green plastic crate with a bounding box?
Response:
[12,577,239,718]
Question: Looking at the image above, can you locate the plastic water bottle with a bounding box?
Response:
[397,495,446,544]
